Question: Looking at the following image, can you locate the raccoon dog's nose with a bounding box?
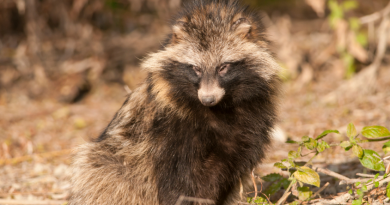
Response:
[201,96,216,106]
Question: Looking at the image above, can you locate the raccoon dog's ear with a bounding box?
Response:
[232,18,252,39]
[171,21,188,44]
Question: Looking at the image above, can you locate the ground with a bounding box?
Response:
[0,0,390,204]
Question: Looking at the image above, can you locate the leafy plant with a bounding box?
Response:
[328,0,368,78]
[246,123,390,204]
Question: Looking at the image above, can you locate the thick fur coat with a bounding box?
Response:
[69,0,281,204]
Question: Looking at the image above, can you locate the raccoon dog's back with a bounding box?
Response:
[69,0,281,204]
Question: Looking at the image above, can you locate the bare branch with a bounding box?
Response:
[276,192,291,205]
[313,167,350,181]
[251,170,258,199]
[312,182,330,199]
[174,195,214,205]
[313,175,390,205]
[360,1,390,24]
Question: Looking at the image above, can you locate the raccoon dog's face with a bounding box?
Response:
[143,0,280,109]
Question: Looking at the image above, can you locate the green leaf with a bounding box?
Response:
[355,182,361,186]
[281,178,291,189]
[342,52,355,79]
[340,141,351,148]
[262,173,283,182]
[374,181,379,188]
[297,186,312,201]
[304,138,318,150]
[287,158,296,167]
[348,189,353,194]
[347,123,357,138]
[302,136,310,142]
[263,180,283,196]
[328,0,339,11]
[342,0,358,11]
[253,196,267,204]
[274,162,287,169]
[289,151,300,159]
[374,173,379,180]
[359,149,385,171]
[328,0,344,28]
[286,140,299,144]
[362,185,367,191]
[361,126,390,138]
[316,130,339,140]
[317,141,330,153]
[297,146,302,156]
[352,199,362,205]
[356,32,368,47]
[352,145,364,158]
[293,166,320,187]
[387,183,390,198]
[357,188,363,196]
[340,141,352,151]
[383,141,390,154]
[349,18,360,31]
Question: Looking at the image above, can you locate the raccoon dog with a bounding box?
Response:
[69,0,281,204]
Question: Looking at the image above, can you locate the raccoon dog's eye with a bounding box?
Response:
[218,64,230,75]
[193,66,202,76]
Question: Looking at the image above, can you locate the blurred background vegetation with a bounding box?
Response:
[0,0,389,93]
[0,0,388,95]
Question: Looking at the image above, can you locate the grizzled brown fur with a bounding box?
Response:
[69,0,281,205]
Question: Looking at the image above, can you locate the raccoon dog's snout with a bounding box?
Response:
[198,80,225,106]
[201,96,216,106]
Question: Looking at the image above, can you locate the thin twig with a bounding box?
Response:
[311,182,330,199]
[124,85,132,94]
[174,195,214,205]
[356,173,376,178]
[259,193,272,204]
[259,178,263,193]
[276,191,291,205]
[371,8,390,69]
[340,176,383,185]
[313,175,390,205]
[384,156,390,160]
[313,167,350,181]
[251,170,258,199]
[360,1,390,24]
[239,177,243,200]
[276,179,295,205]
[246,178,273,204]
[303,152,319,167]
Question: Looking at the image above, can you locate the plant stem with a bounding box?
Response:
[300,151,317,157]
[276,180,295,205]
[304,152,319,167]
